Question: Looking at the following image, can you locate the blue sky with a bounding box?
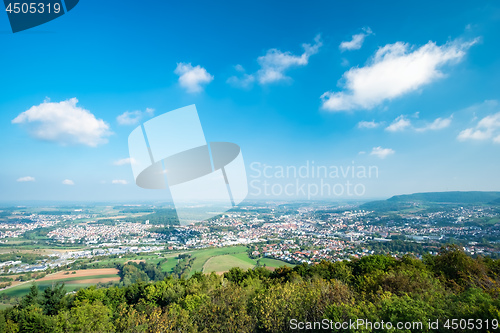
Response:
[1,0,500,202]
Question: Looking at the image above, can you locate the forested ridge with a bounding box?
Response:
[1,245,500,332]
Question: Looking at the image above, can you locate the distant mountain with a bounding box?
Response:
[361,191,500,212]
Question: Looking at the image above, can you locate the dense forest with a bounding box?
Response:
[1,245,499,332]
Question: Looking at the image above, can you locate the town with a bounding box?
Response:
[0,195,499,275]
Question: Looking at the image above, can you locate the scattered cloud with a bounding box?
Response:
[384,114,452,132]
[227,63,256,88]
[458,112,500,143]
[62,179,75,185]
[117,108,155,126]
[112,180,128,185]
[227,73,255,89]
[370,146,395,159]
[17,176,35,182]
[229,35,322,87]
[339,27,373,51]
[415,116,453,132]
[386,115,412,132]
[234,64,245,72]
[117,111,142,125]
[174,63,213,93]
[113,158,137,166]
[321,38,479,111]
[257,35,322,84]
[357,120,382,129]
[12,98,111,147]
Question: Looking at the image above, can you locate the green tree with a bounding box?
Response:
[58,300,114,333]
[41,282,66,316]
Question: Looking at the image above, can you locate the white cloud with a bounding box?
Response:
[112,180,128,185]
[415,116,453,132]
[458,112,500,143]
[113,158,137,166]
[458,128,490,140]
[117,110,141,125]
[227,73,255,89]
[17,176,35,182]
[12,98,111,147]
[357,120,382,129]
[116,108,155,126]
[174,63,214,93]
[359,115,452,133]
[386,115,412,132]
[257,35,322,84]
[234,64,245,72]
[339,27,373,51]
[370,146,395,159]
[322,38,479,111]
[230,35,322,88]
[227,64,256,88]
[62,179,75,185]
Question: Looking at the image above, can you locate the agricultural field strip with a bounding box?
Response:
[36,274,119,283]
[0,269,120,294]
[35,268,118,281]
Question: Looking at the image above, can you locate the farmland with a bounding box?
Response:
[35,268,119,281]
[0,247,292,300]
[203,255,255,273]
[0,268,120,297]
[200,247,292,274]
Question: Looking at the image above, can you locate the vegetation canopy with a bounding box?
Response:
[0,245,499,332]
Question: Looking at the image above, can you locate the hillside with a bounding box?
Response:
[361,191,500,212]
[387,191,500,204]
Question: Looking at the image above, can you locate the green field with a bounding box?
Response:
[0,282,95,297]
[202,254,293,273]
[0,273,120,298]
[0,303,12,310]
[0,246,293,299]
[155,246,293,275]
[258,257,293,268]
[231,252,259,265]
[160,254,182,272]
[189,246,249,274]
[203,254,255,272]
[482,217,500,225]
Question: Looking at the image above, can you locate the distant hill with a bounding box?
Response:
[361,191,500,212]
[388,191,500,204]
